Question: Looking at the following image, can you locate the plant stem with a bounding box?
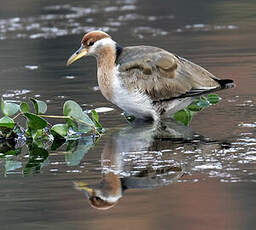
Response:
[13,113,22,120]
[39,114,101,136]
[71,116,101,136]
[39,115,71,119]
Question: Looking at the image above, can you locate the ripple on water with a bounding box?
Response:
[2,89,31,99]
[0,1,239,40]
[0,2,137,40]
[176,24,238,32]
[25,65,38,70]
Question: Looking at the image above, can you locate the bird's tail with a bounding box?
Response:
[216,79,235,89]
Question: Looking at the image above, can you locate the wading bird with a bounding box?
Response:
[67,31,234,121]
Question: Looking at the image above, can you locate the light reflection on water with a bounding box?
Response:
[1,118,256,183]
[0,1,239,40]
[1,0,256,229]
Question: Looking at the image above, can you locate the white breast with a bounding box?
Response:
[111,68,158,120]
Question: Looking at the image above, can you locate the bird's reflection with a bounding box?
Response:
[74,119,226,210]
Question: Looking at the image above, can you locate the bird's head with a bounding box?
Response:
[74,179,121,210]
[66,30,114,66]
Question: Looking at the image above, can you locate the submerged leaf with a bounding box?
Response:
[30,98,47,114]
[5,159,22,174]
[1,98,19,117]
[66,137,94,166]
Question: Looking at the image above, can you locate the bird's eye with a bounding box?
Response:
[88,41,94,46]
[93,196,101,202]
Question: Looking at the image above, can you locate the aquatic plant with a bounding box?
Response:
[0,98,103,142]
[173,94,220,126]
[0,95,220,175]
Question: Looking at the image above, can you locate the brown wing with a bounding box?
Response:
[117,46,221,101]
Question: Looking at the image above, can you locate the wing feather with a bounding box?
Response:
[117,46,221,101]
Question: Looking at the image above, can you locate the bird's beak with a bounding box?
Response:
[66,45,88,66]
[73,181,93,198]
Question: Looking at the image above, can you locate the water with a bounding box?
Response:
[0,0,256,229]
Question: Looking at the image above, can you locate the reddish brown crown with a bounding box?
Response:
[81,31,111,48]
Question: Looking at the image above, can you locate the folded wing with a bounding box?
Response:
[117,46,222,101]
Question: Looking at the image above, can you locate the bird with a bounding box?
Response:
[67,31,234,121]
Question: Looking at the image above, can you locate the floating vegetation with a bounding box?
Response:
[0,94,220,175]
[0,98,103,175]
[173,94,221,126]
[0,98,103,141]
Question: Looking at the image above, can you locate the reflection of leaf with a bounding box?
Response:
[0,145,21,157]
[24,143,49,174]
[5,159,22,174]
[65,137,94,166]
[51,138,66,151]
[1,98,19,117]
[5,149,21,156]
[30,98,47,114]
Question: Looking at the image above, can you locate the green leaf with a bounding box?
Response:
[0,116,15,129]
[173,109,192,126]
[1,98,19,117]
[20,102,30,113]
[207,94,220,104]
[187,99,203,112]
[63,100,94,133]
[27,128,51,146]
[91,109,99,122]
[30,98,47,114]
[91,109,103,131]
[51,124,68,139]
[24,113,47,130]
[0,116,16,138]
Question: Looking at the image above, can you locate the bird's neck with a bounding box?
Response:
[96,43,120,101]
